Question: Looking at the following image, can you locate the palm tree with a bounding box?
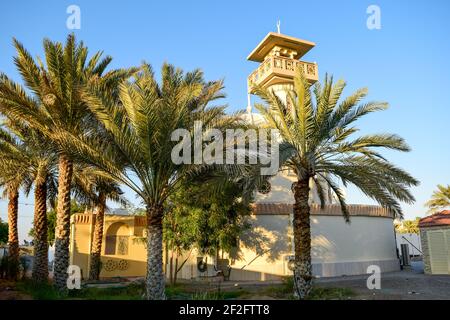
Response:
[0,122,58,282]
[88,190,107,281]
[0,125,125,284]
[395,217,420,234]
[0,34,134,291]
[253,72,419,299]
[0,181,20,280]
[0,126,28,280]
[71,165,127,281]
[59,63,243,299]
[425,184,450,213]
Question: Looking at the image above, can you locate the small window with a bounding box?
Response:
[105,235,116,255]
[105,235,129,256]
[117,236,129,255]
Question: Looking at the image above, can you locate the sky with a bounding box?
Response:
[0,0,449,241]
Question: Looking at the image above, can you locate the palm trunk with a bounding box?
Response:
[89,192,106,281]
[53,154,73,292]
[7,184,19,280]
[32,179,48,283]
[145,204,165,300]
[292,177,313,299]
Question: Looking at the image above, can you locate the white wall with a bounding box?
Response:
[255,172,296,203]
[227,214,399,279]
[396,233,422,256]
[254,170,326,204]
[311,216,397,263]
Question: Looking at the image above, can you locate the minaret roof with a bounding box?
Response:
[247,32,316,62]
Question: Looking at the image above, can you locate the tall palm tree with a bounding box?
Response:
[253,72,419,299]
[425,184,450,213]
[0,123,58,282]
[88,190,107,281]
[0,131,27,280]
[0,181,20,280]
[58,63,244,299]
[0,34,135,291]
[71,165,127,281]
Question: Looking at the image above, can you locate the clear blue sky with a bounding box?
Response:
[1,0,449,241]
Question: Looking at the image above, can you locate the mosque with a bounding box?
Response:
[69,31,400,281]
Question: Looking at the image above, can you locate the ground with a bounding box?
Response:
[0,280,32,300]
[314,269,450,300]
[1,266,450,300]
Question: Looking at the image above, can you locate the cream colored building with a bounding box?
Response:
[69,31,400,280]
[69,203,399,280]
[419,210,450,275]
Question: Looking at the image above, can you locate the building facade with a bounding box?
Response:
[69,31,400,280]
[69,203,399,280]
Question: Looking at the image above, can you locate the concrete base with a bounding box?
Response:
[312,259,400,278]
[228,259,400,281]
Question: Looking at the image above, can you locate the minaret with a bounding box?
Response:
[246,31,331,204]
[246,32,318,112]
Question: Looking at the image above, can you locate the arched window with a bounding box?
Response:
[105,222,129,256]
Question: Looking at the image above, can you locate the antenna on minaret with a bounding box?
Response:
[276,20,281,34]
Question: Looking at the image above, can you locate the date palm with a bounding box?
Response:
[253,72,419,299]
[71,165,127,280]
[1,122,125,283]
[425,184,450,213]
[0,128,28,280]
[0,180,20,280]
[58,63,244,299]
[0,34,135,291]
[0,122,58,282]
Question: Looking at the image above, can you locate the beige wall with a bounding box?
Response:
[70,211,399,280]
[69,219,92,278]
[69,214,147,279]
[99,217,147,278]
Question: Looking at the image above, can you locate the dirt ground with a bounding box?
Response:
[179,263,450,300]
[0,280,32,300]
[313,268,450,300]
[1,267,449,300]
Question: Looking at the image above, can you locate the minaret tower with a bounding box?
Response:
[246,32,318,112]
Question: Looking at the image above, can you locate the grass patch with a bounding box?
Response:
[190,290,247,300]
[308,287,355,300]
[263,277,355,300]
[167,282,248,300]
[263,277,294,298]
[16,280,62,300]
[17,278,352,300]
[166,283,191,299]
[69,282,144,300]
[17,280,246,300]
[17,280,144,300]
